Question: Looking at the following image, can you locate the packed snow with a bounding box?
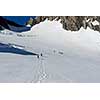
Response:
[0,19,100,82]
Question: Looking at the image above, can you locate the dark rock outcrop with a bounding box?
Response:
[28,16,100,32]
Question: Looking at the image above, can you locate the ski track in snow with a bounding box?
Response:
[0,31,49,83]
[36,57,47,83]
[1,20,100,82]
[30,56,48,83]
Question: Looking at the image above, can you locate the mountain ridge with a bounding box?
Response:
[28,16,100,32]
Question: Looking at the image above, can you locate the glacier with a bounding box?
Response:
[0,20,100,82]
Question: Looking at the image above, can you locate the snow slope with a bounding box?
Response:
[0,20,100,82]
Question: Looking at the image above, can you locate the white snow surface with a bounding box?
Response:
[0,20,100,82]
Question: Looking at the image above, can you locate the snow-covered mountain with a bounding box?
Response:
[30,16,100,32]
[0,19,100,82]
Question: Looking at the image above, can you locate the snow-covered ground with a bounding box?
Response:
[0,20,100,82]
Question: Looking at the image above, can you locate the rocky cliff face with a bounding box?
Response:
[27,16,100,32]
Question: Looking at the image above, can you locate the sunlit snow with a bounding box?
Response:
[0,20,100,82]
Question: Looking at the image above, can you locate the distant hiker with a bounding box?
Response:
[40,53,43,57]
[37,54,39,59]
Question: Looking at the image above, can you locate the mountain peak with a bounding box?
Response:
[28,16,100,32]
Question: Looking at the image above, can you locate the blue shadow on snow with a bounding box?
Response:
[0,43,37,56]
